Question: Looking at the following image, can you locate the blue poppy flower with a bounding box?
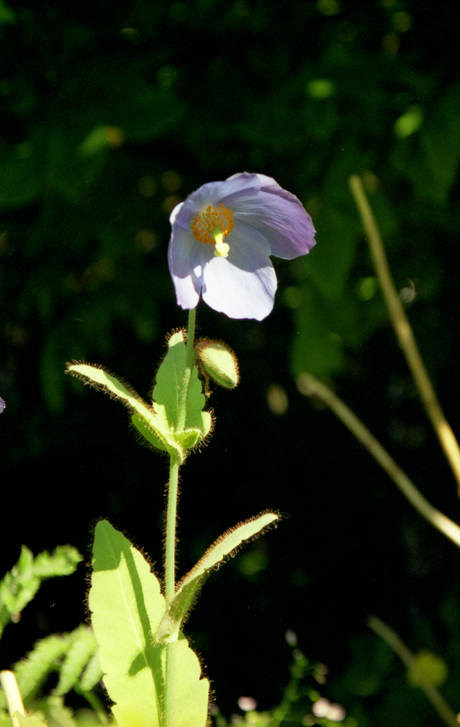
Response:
[168,172,316,320]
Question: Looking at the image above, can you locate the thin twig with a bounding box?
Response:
[368,616,458,727]
[0,671,25,727]
[349,174,460,497]
[297,373,460,548]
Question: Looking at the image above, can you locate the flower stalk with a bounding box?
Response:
[164,306,197,727]
[177,307,197,433]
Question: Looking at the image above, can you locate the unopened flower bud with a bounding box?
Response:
[195,339,239,389]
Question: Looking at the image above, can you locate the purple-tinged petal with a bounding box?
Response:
[216,172,262,207]
[222,219,272,263]
[168,223,202,310]
[231,176,316,259]
[172,174,262,232]
[168,172,316,319]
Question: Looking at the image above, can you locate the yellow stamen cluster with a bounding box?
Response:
[190,204,234,258]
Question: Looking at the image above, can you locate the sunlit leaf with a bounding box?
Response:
[156,512,279,643]
[152,330,211,439]
[66,362,184,460]
[89,521,209,727]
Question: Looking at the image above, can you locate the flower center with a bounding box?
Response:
[190,204,234,258]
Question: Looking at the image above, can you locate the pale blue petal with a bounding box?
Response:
[198,221,276,320]
[168,225,201,309]
[168,173,315,318]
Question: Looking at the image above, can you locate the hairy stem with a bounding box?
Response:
[164,307,197,727]
[165,456,180,604]
[177,307,197,432]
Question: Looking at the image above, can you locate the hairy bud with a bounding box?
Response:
[195,339,239,390]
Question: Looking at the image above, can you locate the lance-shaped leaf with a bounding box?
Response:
[89,520,209,727]
[152,331,212,439]
[156,512,279,644]
[131,414,170,453]
[66,362,184,461]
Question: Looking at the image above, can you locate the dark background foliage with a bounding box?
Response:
[1,0,460,723]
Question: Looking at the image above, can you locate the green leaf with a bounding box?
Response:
[53,626,98,696]
[0,547,37,627]
[0,546,82,638]
[131,413,169,453]
[66,362,145,409]
[174,427,204,450]
[167,633,209,727]
[14,714,49,727]
[33,695,76,727]
[151,331,187,428]
[89,520,164,727]
[67,355,210,457]
[33,546,82,578]
[156,512,279,644]
[66,362,184,461]
[15,634,70,702]
[8,625,100,712]
[152,331,210,439]
[78,652,104,693]
[89,520,209,727]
